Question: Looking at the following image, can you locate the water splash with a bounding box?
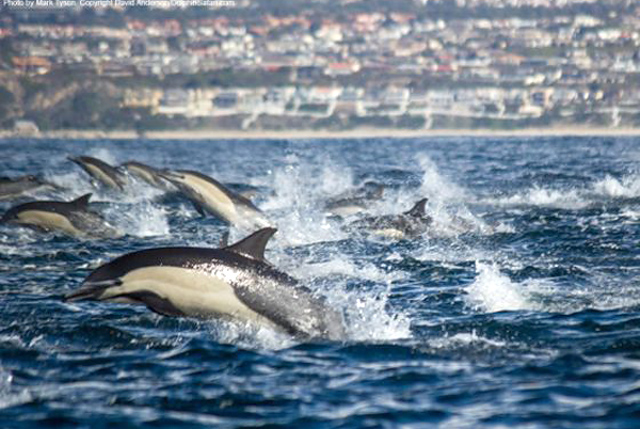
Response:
[466,262,531,313]
[341,290,412,341]
[591,174,640,199]
[489,173,640,210]
[418,154,466,204]
[415,155,493,236]
[105,201,170,238]
[260,156,349,245]
[293,254,411,342]
[205,319,296,350]
[491,185,588,209]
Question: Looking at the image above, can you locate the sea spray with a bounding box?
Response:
[592,173,640,199]
[261,156,349,245]
[466,262,530,312]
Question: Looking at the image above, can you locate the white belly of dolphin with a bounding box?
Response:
[17,210,85,237]
[328,204,366,217]
[86,164,119,189]
[371,227,406,239]
[128,166,157,185]
[99,266,279,329]
[184,175,238,220]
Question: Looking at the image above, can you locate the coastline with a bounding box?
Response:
[2,127,640,140]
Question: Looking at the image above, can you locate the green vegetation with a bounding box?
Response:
[29,90,120,130]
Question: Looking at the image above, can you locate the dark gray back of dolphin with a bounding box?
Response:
[167,169,257,208]
[0,175,59,200]
[2,193,92,222]
[121,161,172,190]
[2,193,119,238]
[69,156,127,190]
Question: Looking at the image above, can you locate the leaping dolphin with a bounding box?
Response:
[65,228,346,340]
[0,175,59,200]
[120,161,173,191]
[325,181,385,217]
[69,156,128,191]
[160,169,272,231]
[1,193,120,239]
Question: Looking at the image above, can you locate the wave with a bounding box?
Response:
[591,174,640,199]
[427,330,507,350]
[489,186,588,209]
[487,172,640,209]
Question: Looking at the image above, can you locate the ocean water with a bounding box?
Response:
[1,136,639,428]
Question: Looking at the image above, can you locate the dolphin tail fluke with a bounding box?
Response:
[64,279,122,302]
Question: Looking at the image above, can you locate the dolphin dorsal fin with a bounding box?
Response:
[225,228,277,262]
[405,198,428,217]
[71,193,92,208]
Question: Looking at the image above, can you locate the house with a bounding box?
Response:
[12,56,51,75]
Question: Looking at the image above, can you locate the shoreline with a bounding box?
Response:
[2,127,640,140]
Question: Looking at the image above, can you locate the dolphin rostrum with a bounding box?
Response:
[69,156,128,191]
[65,228,346,340]
[160,169,271,230]
[1,193,120,238]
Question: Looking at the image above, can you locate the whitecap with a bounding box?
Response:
[466,262,531,312]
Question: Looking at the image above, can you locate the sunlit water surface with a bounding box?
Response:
[1,136,640,428]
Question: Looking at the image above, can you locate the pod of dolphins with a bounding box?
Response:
[1,155,434,340]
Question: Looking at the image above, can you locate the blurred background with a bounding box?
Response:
[0,0,639,135]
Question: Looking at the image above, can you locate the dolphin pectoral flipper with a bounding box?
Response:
[192,201,207,217]
[111,290,186,317]
[64,279,123,302]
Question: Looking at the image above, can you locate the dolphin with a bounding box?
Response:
[349,198,432,239]
[325,181,385,217]
[1,193,120,239]
[0,175,59,200]
[160,169,272,230]
[65,228,346,340]
[120,161,173,191]
[69,156,128,191]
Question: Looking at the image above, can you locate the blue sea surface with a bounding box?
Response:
[1,136,640,428]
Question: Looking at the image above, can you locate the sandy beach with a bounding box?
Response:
[2,127,640,140]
